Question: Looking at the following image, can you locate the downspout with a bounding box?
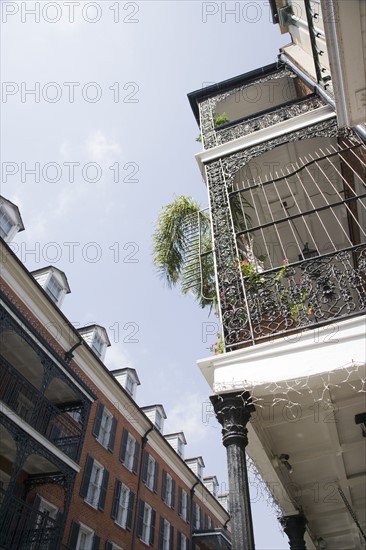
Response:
[131,427,154,550]
[190,481,200,548]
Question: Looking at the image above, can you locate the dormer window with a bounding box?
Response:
[79,325,111,363]
[141,405,166,433]
[125,375,134,396]
[46,276,63,303]
[31,266,70,308]
[92,333,105,358]
[165,432,187,459]
[0,196,25,243]
[111,368,140,400]
[0,208,13,239]
[185,457,205,480]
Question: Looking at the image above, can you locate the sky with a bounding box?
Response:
[1,1,290,547]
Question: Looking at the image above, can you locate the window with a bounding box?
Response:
[192,503,202,530]
[158,517,173,550]
[136,500,156,546]
[92,332,105,357]
[205,513,213,530]
[112,480,135,530]
[46,276,62,303]
[37,497,58,520]
[178,488,189,523]
[125,374,134,397]
[177,532,188,550]
[155,409,163,431]
[86,460,103,507]
[80,455,109,511]
[120,429,140,473]
[177,438,184,458]
[98,408,113,447]
[161,470,175,509]
[142,451,159,492]
[0,208,13,239]
[92,403,117,452]
[68,521,100,550]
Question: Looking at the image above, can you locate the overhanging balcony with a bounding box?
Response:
[0,355,83,461]
[195,126,366,352]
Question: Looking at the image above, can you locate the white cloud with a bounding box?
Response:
[105,343,131,371]
[84,131,121,165]
[164,392,219,449]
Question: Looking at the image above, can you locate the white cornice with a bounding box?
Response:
[195,106,336,178]
[197,316,366,393]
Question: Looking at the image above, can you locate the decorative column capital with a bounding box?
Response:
[210,392,255,448]
[279,514,307,549]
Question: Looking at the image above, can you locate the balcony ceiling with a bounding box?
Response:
[248,363,366,548]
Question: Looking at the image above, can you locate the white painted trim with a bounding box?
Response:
[197,316,366,392]
[0,401,80,472]
[195,106,335,176]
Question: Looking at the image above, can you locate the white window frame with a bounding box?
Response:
[194,503,201,529]
[146,455,156,491]
[92,332,105,357]
[85,460,104,508]
[155,409,163,430]
[38,497,58,520]
[124,433,136,471]
[181,490,188,522]
[76,523,94,550]
[165,473,173,507]
[180,533,188,550]
[125,374,134,397]
[142,503,152,545]
[0,207,13,239]
[115,483,130,529]
[46,276,62,303]
[162,519,171,550]
[97,407,113,448]
[177,438,184,458]
[111,543,124,550]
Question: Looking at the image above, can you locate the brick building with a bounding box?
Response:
[0,197,231,550]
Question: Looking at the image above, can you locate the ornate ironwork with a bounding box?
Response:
[199,68,298,149]
[0,355,83,461]
[0,488,62,550]
[0,412,76,549]
[205,119,366,350]
[0,301,92,459]
[0,283,96,400]
[214,96,324,147]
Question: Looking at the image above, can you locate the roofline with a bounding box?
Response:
[187,62,279,124]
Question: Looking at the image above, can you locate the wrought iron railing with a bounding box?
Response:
[0,356,82,461]
[0,489,61,550]
[223,245,366,349]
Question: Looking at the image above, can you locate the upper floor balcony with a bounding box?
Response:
[0,299,93,463]
[188,80,366,352]
[189,64,326,151]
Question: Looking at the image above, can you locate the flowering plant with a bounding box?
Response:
[209,332,224,355]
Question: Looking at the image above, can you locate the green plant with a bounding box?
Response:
[197,112,230,142]
[152,195,215,309]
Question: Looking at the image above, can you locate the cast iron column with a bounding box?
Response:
[210,391,255,550]
[279,514,307,549]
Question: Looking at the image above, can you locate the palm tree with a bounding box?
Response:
[152,195,216,309]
